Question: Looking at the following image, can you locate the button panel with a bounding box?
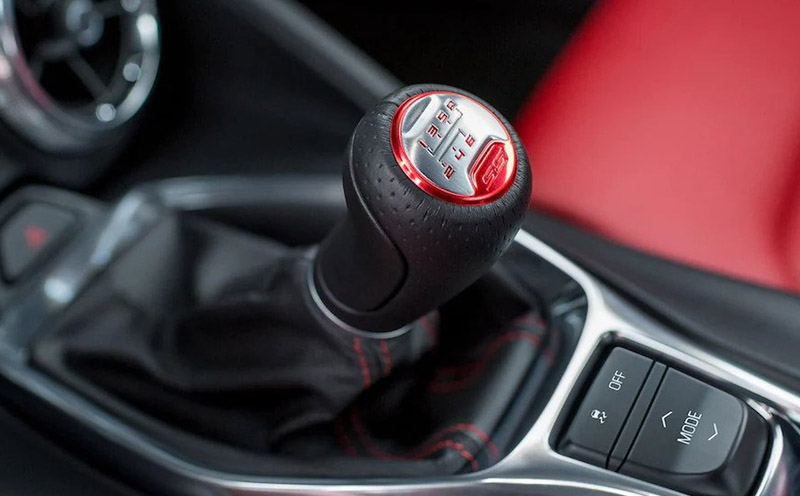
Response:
[624,369,742,475]
[559,348,652,466]
[608,362,666,471]
[560,348,769,496]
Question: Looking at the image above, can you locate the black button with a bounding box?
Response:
[0,203,75,282]
[621,369,769,496]
[608,361,666,470]
[560,348,653,466]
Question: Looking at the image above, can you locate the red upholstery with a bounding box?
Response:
[515,0,800,292]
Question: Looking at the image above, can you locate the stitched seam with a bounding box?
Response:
[429,330,541,392]
[424,423,499,461]
[411,440,478,471]
[542,323,559,363]
[353,337,372,387]
[348,409,480,471]
[334,417,357,456]
[419,314,438,344]
[379,340,392,375]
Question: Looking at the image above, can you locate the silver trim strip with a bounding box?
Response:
[306,256,413,340]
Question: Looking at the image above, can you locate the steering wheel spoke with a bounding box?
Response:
[67,55,107,99]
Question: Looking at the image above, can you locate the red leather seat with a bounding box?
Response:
[515,0,800,292]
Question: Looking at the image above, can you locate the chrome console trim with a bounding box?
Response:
[306,257,414,340]
[0,184,796,495]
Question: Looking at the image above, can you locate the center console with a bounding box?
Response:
[0,2,793,496]
[0,176,794,496]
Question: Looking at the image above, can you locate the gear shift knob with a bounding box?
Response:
[313,85,532,332]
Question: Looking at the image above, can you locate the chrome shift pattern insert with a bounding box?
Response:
[398,93,490,195]
[0,180,795,496]
[391,91,516,204]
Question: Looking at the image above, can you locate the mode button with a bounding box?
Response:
[621,369,768,496]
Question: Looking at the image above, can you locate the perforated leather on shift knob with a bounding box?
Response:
[313,84,532,332]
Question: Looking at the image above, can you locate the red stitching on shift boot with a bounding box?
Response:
[428,331,541,393]
[353,337,371,387]
[510,313,546,329]
[419,314,438,344]
[334,417,357,456]
[411,440,479,471]
[348,409,479,470]
[542,325,560,363]
[436,330,541,375]
[379,341,392,375]
[350,408,391,459]
[425,423,499,460]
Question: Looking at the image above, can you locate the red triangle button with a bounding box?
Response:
[23,224,49,251]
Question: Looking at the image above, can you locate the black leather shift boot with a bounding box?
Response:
[33,212,555,476]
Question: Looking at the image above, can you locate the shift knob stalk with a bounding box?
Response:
[314,84,531,332]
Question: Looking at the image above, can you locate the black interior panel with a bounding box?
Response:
[299,0,595,117]
[0,406,143,496]
[89,0,364,196]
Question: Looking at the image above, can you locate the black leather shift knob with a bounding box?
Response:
[314,84,532,332]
